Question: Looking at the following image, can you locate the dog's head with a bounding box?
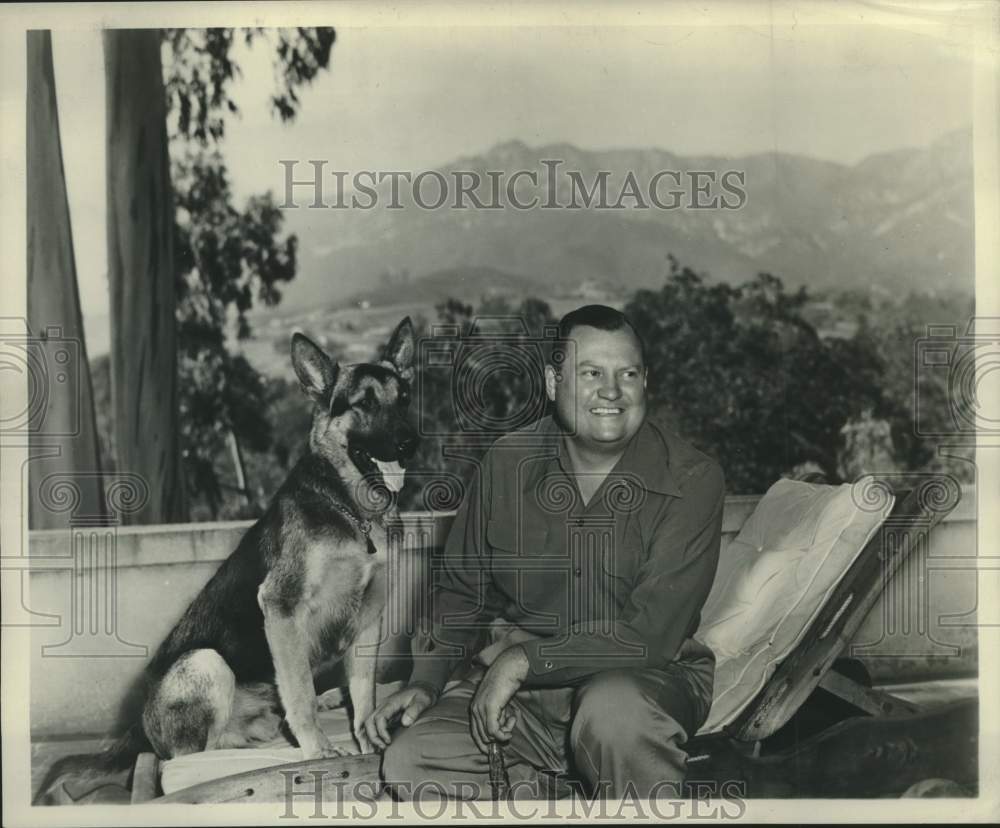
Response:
[290,317,418,469]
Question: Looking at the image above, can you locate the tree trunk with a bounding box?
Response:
[26,30,105,529]
[104,29,186,523]
[227,430,255,510]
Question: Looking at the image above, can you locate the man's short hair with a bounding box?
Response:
[548,304,646,369]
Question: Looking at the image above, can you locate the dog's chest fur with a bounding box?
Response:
[255,448,399,670]
[300,510,394,662]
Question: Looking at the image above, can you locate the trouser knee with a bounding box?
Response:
[571,672,657,754]
[381,727,426,797]
[569,670,688,792]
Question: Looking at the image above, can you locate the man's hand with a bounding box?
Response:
[362,684,438,751]
[469,644,529,754]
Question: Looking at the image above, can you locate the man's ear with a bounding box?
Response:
[383,316,415,381]
[291,333,338,403]
[545,364,560,402]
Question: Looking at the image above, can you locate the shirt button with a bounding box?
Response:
[574,568,582,577]
[544,661,554,669]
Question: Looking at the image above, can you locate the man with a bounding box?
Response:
[365,305,724,800]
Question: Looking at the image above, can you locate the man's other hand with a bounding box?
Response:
[469,644,529,754]
[362,684,438,751]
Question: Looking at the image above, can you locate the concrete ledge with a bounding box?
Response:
[26,488,979,737]
[27,512,452,568]
[26,487,976,566]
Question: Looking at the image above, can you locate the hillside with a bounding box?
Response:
[274,129,973,312]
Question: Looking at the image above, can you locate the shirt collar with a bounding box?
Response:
[521,416,683,499]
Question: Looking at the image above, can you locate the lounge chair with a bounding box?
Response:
[115,473,971,802]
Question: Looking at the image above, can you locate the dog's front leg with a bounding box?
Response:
[344,613,382,755]
[259,590,346,759]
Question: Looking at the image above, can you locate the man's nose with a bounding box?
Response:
[598,378,622,400]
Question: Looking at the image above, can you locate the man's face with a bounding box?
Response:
[546,324,647,453]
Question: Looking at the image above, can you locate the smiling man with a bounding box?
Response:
[368,305,725,800]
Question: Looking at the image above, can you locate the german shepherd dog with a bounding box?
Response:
[36,318,417,803]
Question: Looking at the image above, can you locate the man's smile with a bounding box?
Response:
[590,406,625,416]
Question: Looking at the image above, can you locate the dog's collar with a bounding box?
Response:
[327,496,376,555]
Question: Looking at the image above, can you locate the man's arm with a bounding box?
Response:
[518,460,725,687]
[408,453,506,695]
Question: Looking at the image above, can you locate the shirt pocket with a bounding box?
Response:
[486,519,548,558]
[486,519,555,620]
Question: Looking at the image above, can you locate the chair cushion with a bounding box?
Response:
[695,476,893,734]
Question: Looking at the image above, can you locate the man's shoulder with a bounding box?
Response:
[486,416,559,458]
[644,420,725,496]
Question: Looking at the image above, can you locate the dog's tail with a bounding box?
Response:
[33,723,150,805]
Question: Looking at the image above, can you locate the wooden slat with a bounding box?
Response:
[150,754,381,804]
[130,753,160,803]
[818,669,921,718]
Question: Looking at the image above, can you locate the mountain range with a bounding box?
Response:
[274,129,973,312]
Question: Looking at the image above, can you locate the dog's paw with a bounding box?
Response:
[317,687,346,710]
[298,730,356,760]
[303,739,354,760]
[317,743,355,759]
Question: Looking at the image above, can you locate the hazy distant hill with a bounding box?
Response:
[276,129,973,311]
[343,265,542,307]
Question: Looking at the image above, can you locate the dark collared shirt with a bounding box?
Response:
[410,416,725,691]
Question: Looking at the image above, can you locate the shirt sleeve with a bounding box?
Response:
[520,460,725,687]
[408,451,506,695]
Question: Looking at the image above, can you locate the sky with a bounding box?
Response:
[50,21,974,350]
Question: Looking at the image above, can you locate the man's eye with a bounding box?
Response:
[582,369,600,378]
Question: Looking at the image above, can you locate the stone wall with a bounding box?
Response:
[27,489,977,737]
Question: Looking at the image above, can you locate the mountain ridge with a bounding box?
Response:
[276,128,973,312]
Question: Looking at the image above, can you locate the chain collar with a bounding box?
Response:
[326,496,376,552]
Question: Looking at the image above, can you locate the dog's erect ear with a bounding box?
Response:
[383,316,415,381]
[291,333,338,403]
